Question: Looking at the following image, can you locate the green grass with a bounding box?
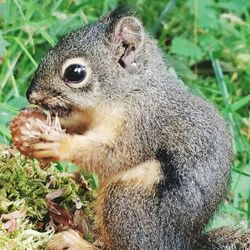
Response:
[0,0,249,230]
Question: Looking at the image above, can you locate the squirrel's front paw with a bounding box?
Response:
[30,135,71,161]
[10,108,70,162]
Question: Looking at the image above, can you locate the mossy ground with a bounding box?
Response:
[0,145,96,250]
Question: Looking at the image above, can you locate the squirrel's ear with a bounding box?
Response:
[110,16,144,68]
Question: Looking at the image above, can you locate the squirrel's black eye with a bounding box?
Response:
[63,64,87,83]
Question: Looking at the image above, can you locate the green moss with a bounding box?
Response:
[0,146,96,249]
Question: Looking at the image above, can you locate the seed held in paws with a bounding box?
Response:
[10,108,65,158]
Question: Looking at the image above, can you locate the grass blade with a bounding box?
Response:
[14,37,38,67]
[153,0,177,36]
[231,95,250,112]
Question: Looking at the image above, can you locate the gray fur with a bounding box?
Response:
[25,9,247,250]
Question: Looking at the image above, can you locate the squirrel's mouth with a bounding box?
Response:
[40,103,72,118]
[27,90,72,118]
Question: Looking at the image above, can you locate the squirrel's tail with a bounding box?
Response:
[198,227,250,249]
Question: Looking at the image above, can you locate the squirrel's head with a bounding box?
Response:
[26,8,162,118]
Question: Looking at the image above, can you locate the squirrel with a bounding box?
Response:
[10,8,249,250]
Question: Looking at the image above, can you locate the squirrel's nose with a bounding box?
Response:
[26,85,35,104]
[26,86,32,102]
[26,80,39,105]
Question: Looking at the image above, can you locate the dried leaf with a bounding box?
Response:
[1,208,27,221]
[71,171,91,191]
[46,189,64,201]
[47,200,73,230]
[36,221,45,230]
[4,219,18,233]
[73,209,89,237]
[1,208,27,233]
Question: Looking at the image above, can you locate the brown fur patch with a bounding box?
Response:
[113,160,163,189]
[60,107,94,134]
[60,104,124,139]
[59,104,125,176]
[94,186,113,249]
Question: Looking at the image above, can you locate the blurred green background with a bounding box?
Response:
[0,0,249,230]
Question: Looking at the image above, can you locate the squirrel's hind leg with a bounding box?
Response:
[95,160,164,250]
[45,229,99,250]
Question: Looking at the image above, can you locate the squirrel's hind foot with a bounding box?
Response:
[45,229,98,250]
